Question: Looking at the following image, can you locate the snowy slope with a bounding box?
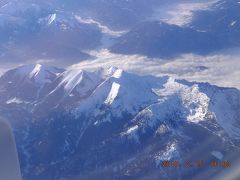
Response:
[1,64,240,180]
[68,67,240,139]
[1,64,240,139]
[14,64,63,85]
[0,64,64,103]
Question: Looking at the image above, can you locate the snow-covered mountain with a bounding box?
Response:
[1,0,240,71]
[0,64,64,104]
[1,1,240,179]
[0,64,240,179]
[0,1,103,66]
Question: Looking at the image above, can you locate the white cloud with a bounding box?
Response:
[149,0,218,26]
[75,15,127,48]
[0,68,5,77]
[71,48,240,89]
[75,15,126,37]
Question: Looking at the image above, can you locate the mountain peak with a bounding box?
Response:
[57,68,102,95]
[14,64,64,84]
[1,64,240,139]
[93,66,124,79]
[28,64,43,78]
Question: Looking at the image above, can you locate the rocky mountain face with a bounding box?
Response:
[0,64,240,179]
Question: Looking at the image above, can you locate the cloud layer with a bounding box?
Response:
[71,48,240,89]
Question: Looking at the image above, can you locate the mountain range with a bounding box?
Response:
[0,64,240,179]
[2,0,240,70]
[1,1,240,179]
[111,0,240,58]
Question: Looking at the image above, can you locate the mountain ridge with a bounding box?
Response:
[1,64,240,179]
